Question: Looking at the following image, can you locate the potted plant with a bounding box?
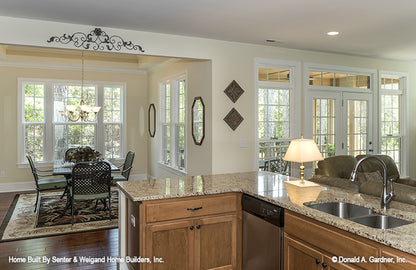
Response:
[65,146,102,163]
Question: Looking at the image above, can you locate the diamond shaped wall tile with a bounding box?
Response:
[224,80,244,103]
[223,108,244,131]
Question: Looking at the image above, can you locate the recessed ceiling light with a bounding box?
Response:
[327,31,340,36]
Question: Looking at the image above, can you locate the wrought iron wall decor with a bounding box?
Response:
[224,80,244,103]
[148,103,156,137]
[47,28,145,52]
[191,97,205,145]
[223,108,244,131]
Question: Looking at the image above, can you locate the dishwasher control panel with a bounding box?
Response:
[242,194,284,227]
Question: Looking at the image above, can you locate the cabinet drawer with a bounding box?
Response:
[145,193,238,223]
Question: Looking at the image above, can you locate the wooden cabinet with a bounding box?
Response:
[285,211,376,270]
[146,219,195,270]
[379,246,416,270]
[136,193,241,270]
[285,234,358,270]
[284,210,416,270]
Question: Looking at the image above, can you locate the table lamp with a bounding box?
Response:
[283,138,324,182]
[283,138,324,205]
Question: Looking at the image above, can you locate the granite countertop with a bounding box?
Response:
[117,171,416,256]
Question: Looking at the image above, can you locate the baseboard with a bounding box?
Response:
[0,181,35,193]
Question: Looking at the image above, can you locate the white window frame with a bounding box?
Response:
[158,72,187,174]
[254,58,301,171]
[304,64,377,178]
[17,78,126,166]
[379,71,409,177]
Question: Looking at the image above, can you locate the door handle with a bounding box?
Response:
[187,207,203,211]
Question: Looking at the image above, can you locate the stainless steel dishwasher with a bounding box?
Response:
[242,194,284,270]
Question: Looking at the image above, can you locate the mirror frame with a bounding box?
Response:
[148,103,156,137]
[191,96,205,145]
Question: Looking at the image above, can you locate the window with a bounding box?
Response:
[160,75,187,172]
[255,58,300,174]
[23,83,45,161]
[18,78,125,164]
[379,72,408,174]
[309,71,370,88]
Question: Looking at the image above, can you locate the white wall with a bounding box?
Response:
[147,59,212,178]
[1,16,416,179]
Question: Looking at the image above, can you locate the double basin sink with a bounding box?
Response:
[306,202,412,229]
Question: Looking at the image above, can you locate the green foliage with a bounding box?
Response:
[65,146,102,163]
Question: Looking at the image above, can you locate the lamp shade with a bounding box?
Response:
[283,139,324,163]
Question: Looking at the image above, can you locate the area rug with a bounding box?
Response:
[0,189,119,242]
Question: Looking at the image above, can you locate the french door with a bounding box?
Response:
[306,91,373,158]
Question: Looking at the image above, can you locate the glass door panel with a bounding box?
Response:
[343,93,373,156]
[313,98,336,158]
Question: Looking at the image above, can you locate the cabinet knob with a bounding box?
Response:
[315,259,321,264]
[190,226,194,230]
[322,263,328,268]
[196,225,201,229]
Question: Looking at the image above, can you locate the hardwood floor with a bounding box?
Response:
[0,191,119,269]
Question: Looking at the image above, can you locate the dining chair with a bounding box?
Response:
[112,151,135,185]
[26,154,67,212]
[69,161,112,225]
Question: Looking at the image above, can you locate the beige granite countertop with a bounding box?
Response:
[117,171,416,256]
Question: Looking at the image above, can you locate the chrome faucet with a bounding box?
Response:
[350,156,394,210]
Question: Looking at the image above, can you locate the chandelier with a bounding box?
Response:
[60,52,101,122]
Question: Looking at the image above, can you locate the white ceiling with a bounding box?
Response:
[1,0,416,61]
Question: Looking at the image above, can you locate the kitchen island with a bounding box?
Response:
[117,171,416,269]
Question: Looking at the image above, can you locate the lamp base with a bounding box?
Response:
[284,180,322,205]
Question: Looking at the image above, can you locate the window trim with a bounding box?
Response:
[158,72,188,173]
[17,77,126,167]
[379,70,409,177]
[254,58,301,171]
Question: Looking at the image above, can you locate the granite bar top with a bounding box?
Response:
[117,171,416,256]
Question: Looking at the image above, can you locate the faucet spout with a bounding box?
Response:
[349,155,394,210]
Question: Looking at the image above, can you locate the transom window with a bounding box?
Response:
[18,78,125,164]
[309,71,370,89]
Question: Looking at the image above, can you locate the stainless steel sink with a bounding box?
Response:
[350,214,413,229]
[306,202,413,229]
[306,202,374,219]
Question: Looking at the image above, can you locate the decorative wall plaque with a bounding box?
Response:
[224,80,244,103]
[223,108,244,131]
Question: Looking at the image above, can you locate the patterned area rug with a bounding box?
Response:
[0,189,118,242]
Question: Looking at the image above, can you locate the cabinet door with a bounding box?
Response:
[146,220,195,270]
[284,234,322,270]
[380,248,416,270]
[322,255,360,270]
[195,214,238,270]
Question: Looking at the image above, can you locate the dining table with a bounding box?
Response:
[53,159,120,177]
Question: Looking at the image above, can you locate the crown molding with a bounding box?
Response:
[0,59,147,75]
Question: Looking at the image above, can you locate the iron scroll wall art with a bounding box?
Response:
[47,28,145,52]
